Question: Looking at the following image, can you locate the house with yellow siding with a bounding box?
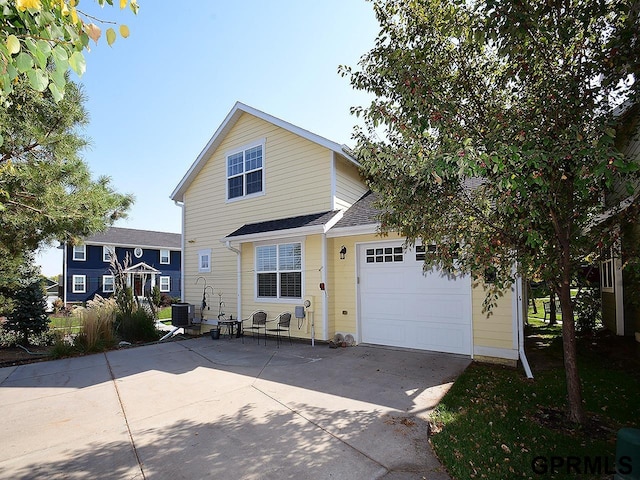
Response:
[171,102,527,366]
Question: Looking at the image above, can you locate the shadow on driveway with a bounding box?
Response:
[0,337,470,479]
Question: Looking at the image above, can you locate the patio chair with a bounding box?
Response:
[242,310,268,345]
[266,312,292,348]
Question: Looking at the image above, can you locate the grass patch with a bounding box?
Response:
[157,307,171,320]
[430,321,640,479]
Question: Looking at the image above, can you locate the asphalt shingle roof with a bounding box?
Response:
[332,191,382,228]
[83,227,181,249]
[227,211,340,238]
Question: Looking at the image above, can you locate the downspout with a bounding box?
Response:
[174,200,185,301]
[63,241,68,306]
[225,240,242,322]
[321,233,328,341]
[516,275,534,378]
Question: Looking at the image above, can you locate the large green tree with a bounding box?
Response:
[0,77,133,255]
[342,0,640,424]
[0,0,138,103]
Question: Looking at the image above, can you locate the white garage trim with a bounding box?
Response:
[356,240,473,355]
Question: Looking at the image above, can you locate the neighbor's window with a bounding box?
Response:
[72,245,86,261]
[198,249,211,273]
[103,275,115,293]
[256,242,302,299]
[160,249,170,264]
[227,143,264,200]
[601,255,614,292]
[159,276,170,292]
[72,275,86,293]
[103,245,115,262]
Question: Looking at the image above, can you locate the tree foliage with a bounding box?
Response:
[0,77,133,255]
[2,252,49,345]
[342,0,640,424]
[0,0,139,104]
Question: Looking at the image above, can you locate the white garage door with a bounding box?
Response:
[358,241,472,355]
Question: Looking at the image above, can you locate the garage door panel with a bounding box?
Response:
[359,242,472,355]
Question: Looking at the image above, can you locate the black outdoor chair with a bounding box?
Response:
[266,312,292,348]
[243,310,268,345]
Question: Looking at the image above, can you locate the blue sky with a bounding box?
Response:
[36,0,380,276]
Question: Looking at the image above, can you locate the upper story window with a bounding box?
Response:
[160,249,170,264]
[72,245,86,261]
[256,242,302,299]
[227,143,264,200]
[103,245,115,263]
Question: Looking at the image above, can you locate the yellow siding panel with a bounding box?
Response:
[472,283,516,350]
[334,156,367,211]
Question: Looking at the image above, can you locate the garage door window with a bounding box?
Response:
[366,246,403,263]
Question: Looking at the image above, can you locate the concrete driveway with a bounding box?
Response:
[0,337,470,479]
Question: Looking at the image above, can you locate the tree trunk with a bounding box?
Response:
[549,289,557,325]
[559,256,585,424]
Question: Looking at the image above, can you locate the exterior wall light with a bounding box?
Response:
[340,245,347,260]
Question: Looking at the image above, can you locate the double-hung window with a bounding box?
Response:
[72,245,86,261]
[103,245,115,263]
[227,143,264,200]
[601,250,615,293]
[160,249,170,264]
[73,275,86,293]
[159,276,170,292]
[103,275,115,293]
[256,242,302,299]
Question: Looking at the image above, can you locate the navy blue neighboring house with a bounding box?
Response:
[63,227,182,305]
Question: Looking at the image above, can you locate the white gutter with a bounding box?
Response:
[225,240,242,322]
[516,275,534,378]
[174,200,185,301]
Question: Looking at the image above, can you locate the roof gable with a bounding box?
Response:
[170,102,358,202]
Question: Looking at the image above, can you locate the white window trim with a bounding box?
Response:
[160,249,170,264]
[73,245,86,261]
[102,275,115,293]
[225,139,266,202]
[254,239,304,302]
[198,249,211,273]
[103,245,115,263]
[72,275,86,293]
[159,276,170,292]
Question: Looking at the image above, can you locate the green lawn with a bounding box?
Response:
[430,319,640,479]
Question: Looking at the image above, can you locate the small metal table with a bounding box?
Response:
[218,316,242,338]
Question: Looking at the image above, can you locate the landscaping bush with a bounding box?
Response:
[116,306,160,343]
[159,293,174,308]
[151,285,161,307]
[574,287,602,335]
[74,296,118,353]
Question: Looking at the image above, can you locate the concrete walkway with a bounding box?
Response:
[0,337,470,479]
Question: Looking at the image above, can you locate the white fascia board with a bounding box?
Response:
[222,225,326,245]
[326,224,379,238]
[83,241,181,251]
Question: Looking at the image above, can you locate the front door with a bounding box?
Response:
[134,276,143,296]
